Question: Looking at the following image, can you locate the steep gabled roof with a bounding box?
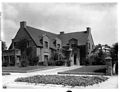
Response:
[24,26,89,48]
[58,31,89,46]
[26,26,58,48]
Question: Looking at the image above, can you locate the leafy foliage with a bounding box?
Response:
[20,60,28,67]
[110,43,118,62]
[88,44,109,65]
[110,42,118,74]
[55,60,65,66]
[28,56,39,66]
[49,48,65,66]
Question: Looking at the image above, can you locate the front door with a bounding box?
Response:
[44,55,48,66]
[74,54,77,65]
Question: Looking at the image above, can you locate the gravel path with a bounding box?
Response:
[2,66,118,89]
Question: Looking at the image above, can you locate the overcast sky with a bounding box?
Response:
[2,3,117,47]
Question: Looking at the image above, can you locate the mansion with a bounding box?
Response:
[2,21,94,66]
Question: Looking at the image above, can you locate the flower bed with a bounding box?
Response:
[15,75,108,87]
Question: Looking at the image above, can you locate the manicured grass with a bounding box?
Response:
[2,66,59,73]
[15,75,108,87]
[58,65,107,75]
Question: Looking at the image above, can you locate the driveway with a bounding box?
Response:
[2,66,118,89]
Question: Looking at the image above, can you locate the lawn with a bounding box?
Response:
[2,66,59,73]
[15,75,108,87]
[58,65,107,75]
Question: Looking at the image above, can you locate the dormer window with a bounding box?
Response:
[44,41,48,48]
[27,41,29,48]
[57,44,60,49]
[40,38,43,44]
[14,42,18,48]
[53,40,56,47]
[88,43,90,49]
[69,38,78,48]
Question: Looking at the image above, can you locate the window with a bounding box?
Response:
[88,43,90,49]
[14,42,18,48]
[69,38,78,48]
[92,45,94,49]
[44,41,48,48]
[27,41,29,47]
[44,55,48,61]
[53,40,56,47]
[57,44,60,48]
[40,38,43,44]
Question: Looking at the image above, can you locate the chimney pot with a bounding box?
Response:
[86,27,91,33]
[20,21,26,28]
[60,31,64,35]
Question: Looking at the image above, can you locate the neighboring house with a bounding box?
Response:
[2,21,94,66]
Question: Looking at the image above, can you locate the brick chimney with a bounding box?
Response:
[60,31,64,35]
[20,21,26,28]
[86,27,91,33]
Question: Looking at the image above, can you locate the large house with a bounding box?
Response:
[2,21,94,66]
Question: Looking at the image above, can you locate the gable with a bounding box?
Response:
[69,38,78,45]
[9,28,36,49]
[10,21,94,49]
[26,26,60,48]
[59,31,89,46]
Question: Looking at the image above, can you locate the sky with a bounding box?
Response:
[1,3,118,48]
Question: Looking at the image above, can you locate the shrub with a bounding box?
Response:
[9,61,15,66]
[29,56,39,66]
[2,61,9,67]
[20,60,28,67]
[66,60,71,67]
[55,60,65,66]
[3,85,7,89]
[82,58,89,65]
[48,60,55,66]
[38,62,44,66]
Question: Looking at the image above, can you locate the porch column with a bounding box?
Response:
[8,56,11,66]
[79,48,80,65]
[14,49,19,66]
[15,55,17,66]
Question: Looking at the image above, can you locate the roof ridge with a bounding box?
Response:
[26,26,58,35]
[57,31,87,35]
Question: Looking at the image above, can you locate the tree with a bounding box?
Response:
[110,43,118,65]
[110,42,118,74]
[89,44,107,65]
[2,41,7,51]
[110,43,118,61]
